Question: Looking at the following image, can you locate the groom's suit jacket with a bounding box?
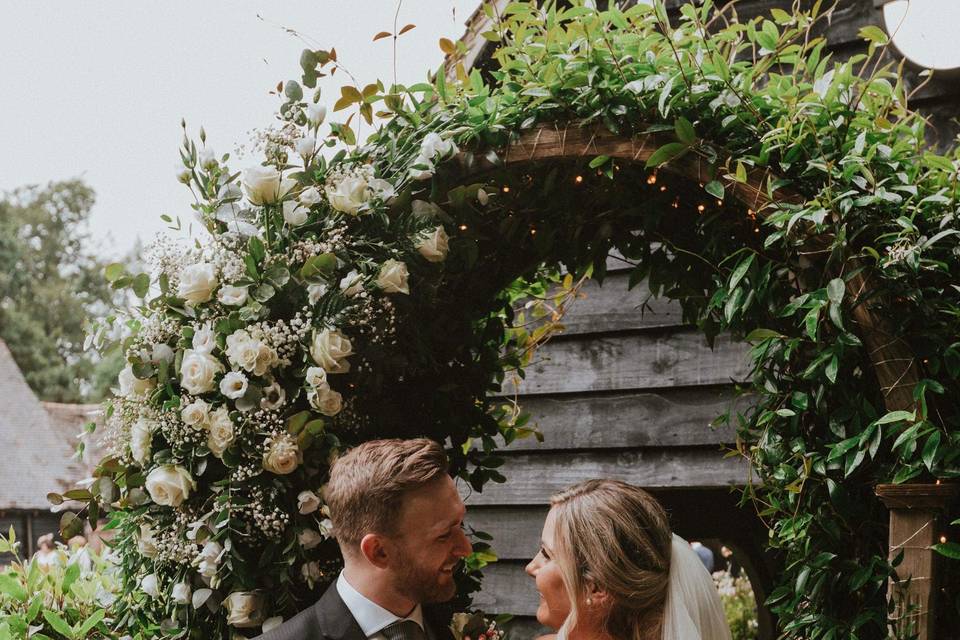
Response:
[253,582,455,640]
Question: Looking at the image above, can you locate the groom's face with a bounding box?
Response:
[387,475,472,603]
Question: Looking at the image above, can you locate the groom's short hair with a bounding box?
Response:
[325,437,449,547]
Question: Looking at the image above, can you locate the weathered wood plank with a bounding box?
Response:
[554,274,686,334]
[462,449,753,506]
[474,562,540,616]
[502,330,751,396]
[467,488,759,560]
[495,387,746,451]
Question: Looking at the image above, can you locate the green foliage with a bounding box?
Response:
[714,571,759,640]
[0,530,117,639]
[0,180,134,402]
[291,0,960,636]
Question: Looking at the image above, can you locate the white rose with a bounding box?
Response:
[141,574,160,598]
[253,344,278,377]
[306,103,327,126]
[420,131,458,159]
[260,381,286,410]
[326,176,369,215]
[178,262,218,306]
[283,200,309,226]
[180,399,210,429]
[138,524,158,558]
[192,322,216,354]
[307,283,328,305]
[296,135,316,160]
[220,371,248,400]
[305,366,328,389]
[375,259,410,294]
[309,387,343,417]
[224,591,266,629]
[207,407,235,458]
[218,284,248,306]
[145,465,196,507]
[263,434,301,475]
[195,540,224,580]
[297,490,321,515]
[408,155,434,181]
[319,516,334,538]
[416,226,449,263]
[338,269,364,297]
[130,417,155,464]
[310,329,353,373]
[151,343,175,364]
[368,178,396,203]
[299,186,322,205]
[242,166,282,206]
[477,188,489,205]
[298,529,323,550]
[179,350,224,395]
[172,582,192,606]
[301,562,322,587]
[118,365,156,399]
[225,330,260,373]
[411,200,444,220]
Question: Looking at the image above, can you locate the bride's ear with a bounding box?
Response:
[583,582,610,608]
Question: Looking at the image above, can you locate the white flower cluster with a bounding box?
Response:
[324,163,396,216]
[408,131,459,181]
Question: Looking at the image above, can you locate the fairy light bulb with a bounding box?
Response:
[575,175,583,184]
[647,173,657,185]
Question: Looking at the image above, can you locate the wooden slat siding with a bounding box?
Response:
[501,329,752,396]
[462,448,753,506]
[467,489,760,560]
[554,274,687,335]
[495,387,746,451]
[474,562,541,615]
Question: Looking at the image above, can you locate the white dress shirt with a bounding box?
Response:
[336,572,426,640]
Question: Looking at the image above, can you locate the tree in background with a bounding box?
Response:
[0,180,132,402]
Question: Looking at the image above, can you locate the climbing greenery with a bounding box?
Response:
[82,0,960,638]
[295,0,960,636]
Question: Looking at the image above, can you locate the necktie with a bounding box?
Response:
[382,620,427,640]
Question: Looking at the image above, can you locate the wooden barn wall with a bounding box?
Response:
[457,1,960,638]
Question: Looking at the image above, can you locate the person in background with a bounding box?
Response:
[32,533,61,571]
[690,541,715,573]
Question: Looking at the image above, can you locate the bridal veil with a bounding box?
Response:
[662,534,732,640]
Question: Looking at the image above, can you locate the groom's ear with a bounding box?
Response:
[359,533,391,569]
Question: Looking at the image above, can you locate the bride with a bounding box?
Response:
[525,479,732,640]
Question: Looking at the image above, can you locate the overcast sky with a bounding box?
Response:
[1,1,477,259]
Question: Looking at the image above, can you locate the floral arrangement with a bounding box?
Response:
[72,70,540,636]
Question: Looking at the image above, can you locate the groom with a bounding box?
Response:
[255,438,473,640]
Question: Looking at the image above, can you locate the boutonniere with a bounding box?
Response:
[449,612,507,640]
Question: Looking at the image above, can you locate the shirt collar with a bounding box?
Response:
[336,572,425,637]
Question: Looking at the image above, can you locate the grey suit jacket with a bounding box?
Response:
[253,583,455,640]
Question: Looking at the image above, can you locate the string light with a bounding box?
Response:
[697,204,706,213]
[502,186,510,193]
[941,535,948,544]
[672,198,679,209]
[659,185,667,192]
[459,224,468,231]
[647,173,657,185]
[575,175,583,184]
[530,228,537,235]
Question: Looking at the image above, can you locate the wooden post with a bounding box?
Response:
[875,483,959,640]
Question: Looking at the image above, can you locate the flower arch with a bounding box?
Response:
[73,2,960,639]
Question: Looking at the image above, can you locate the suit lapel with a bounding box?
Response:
[315,583,368,640]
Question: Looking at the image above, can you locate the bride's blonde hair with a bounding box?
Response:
[550,480,672,640]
